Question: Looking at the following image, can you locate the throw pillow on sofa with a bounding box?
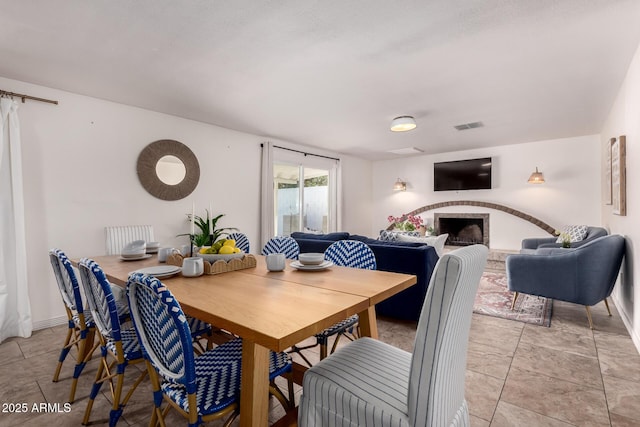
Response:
[397,233,449,257]
[555,225,588,243]
[379,230,421,242]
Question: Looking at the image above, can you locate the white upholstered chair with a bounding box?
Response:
[104,225,155,255]
[298,244,488,427]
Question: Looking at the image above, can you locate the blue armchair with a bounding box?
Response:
[521,226,608,252]
[506,235,625,329]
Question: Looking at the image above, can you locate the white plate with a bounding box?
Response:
[146,248,159,254]
[197,252,245,263]
[130,265,182,279]
[290,260,334,271]
[120,252,146,258]
[119,254,152,261]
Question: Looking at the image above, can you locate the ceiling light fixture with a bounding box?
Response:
[390,116,417,132]
[527,167,545,184]
[393,178,407,191]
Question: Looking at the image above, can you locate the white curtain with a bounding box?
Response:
[260,142,275,250]
[0,98,32,342]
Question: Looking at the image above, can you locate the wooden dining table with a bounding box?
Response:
[77,254,417,427]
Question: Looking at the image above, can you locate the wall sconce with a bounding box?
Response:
[393,178,407,191]
[390,116,417,132]
[527,167,545,184]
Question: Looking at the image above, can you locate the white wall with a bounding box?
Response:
[372,135,602,250]
[601,41,640,350]
[1,76,372,329]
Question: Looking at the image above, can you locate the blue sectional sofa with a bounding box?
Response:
[291,232,439,321]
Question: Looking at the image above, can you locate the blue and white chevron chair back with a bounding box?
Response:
[261,236,300,260]
[49,249,84,313]
[408,244,488,427]
[227,232,250,254]
[78,258,123,343]
[126,273,194,387]
[324,240,377,270]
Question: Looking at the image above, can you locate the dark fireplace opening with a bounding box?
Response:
[435,214,489,247]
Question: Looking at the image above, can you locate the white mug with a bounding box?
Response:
[158,247,178,263]
[182,257,204,277]
[266,253,286,272]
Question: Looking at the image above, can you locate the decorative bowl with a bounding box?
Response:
[196,252,245,263]
[298,253,325,265]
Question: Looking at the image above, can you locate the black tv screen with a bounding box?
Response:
[434,157,492,191]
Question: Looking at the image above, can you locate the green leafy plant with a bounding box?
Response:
[178,210,237,247]
[560,232,571,248]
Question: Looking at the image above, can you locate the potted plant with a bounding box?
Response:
[388,214,424,232]
[178,210,237,247]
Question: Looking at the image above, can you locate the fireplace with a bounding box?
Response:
[434,213,489,247]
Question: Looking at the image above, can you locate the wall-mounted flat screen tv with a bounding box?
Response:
[434,157,492,191]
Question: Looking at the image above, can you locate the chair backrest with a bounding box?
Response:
[574,234,625,302]
[126,273,195,386]
[262,236,300,259]
[49,248,85,315]
[324,240,377,270]
[227,232,250,254]
[105,225,155,255]
[408,244,488,427]
[585,226,608,241]
[77,258,123,342]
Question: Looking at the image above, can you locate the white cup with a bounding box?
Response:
[266,253,286,272]
[158,247,178,263]
[182,257,204,277]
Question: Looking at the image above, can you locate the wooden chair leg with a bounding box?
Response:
[604,298,612,316]
[510,292,519,310]
[585,306,594,329]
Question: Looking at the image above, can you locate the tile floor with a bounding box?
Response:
[1,293,640,426]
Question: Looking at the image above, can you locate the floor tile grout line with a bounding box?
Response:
[594,326,614,427]
[485,315,526,424]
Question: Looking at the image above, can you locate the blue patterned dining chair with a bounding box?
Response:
[49,248,98,403]
[298,244,489,427]
[126,273,294,427]
[227,232,250,254]
[261,236,300,260]
[290,240,377,366]
[77,258,147,426]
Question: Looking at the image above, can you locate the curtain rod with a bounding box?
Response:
[262,143,340,161]
[0,89,58,105]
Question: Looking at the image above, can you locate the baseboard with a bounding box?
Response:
[32,315,68,331]
[612,294,640,354]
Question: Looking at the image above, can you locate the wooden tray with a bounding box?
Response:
[167,253,257,275]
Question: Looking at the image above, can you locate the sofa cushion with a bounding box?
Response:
[290,232,350,241]
[555,225,588,243]
[348,234,425,248]
[397,233,449,257]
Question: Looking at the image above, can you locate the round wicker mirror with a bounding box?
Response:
[137,139,200,200]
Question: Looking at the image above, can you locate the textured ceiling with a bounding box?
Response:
[1,1,640,160]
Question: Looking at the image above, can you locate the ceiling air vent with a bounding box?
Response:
[387,147,424,155]
[454,121,484,131]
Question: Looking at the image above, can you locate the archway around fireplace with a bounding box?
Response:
[385,200,557,238]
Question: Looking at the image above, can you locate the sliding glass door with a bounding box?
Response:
[272,149,338,236]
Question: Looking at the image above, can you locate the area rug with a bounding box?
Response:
[473,271,553,327]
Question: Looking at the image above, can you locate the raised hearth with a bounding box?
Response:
[435,213,489,247]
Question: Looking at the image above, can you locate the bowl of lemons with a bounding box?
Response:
[197,238,245,262]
